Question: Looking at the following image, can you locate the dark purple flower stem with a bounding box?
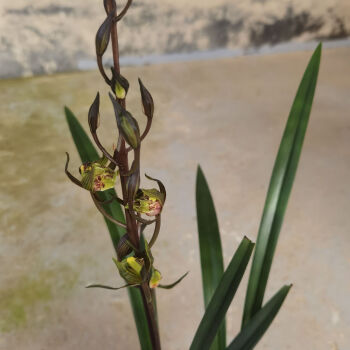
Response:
[105,1,161,349]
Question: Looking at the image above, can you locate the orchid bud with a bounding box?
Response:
[95,12,114,56]
[138,78,154,119]
[150,268,162,288]
[88,92,100,133]
[113,256,144,285]
[127,169,140,203]
[111,68,129,99]
[132,188,164,216]
[109,93,140,149]
[79,156,117,192]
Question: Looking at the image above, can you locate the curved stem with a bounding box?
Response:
[65,152,83,188]
[130,210,157,225]
[92,132,119,166]
[91,192,127,228]
[116,0,133,22]
[93,194,125,205]
[107,0,121,74]
[120,147,140,175]
[149,215,161,248]
[97,56,111,84]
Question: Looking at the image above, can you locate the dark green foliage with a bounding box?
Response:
[196,165,226,349]
[242,44,322,327]
[190,237,254,350]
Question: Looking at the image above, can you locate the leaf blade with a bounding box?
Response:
[228,285,291,350]
[242,44,322,327]
[196,165,226,349]
[65,107,153,350]
[190,237,255,350]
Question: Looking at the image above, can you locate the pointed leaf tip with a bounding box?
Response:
[195,164,225,349]
[190,237,254,350]
[228,285,292,350]
[242,43,321,327]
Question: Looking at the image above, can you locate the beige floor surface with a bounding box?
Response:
[0,46,349,349]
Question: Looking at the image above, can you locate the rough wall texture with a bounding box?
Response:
[0,1,349,77]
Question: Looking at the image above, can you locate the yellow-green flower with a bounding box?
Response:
[132,188,165,216]
[79,156,118,192]
[113,256,144,286]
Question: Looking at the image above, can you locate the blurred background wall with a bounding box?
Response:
[0,0,349,78]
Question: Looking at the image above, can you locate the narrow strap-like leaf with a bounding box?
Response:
[158,272,189,289]
[227,285,291,350]
[190,237,255,350]
[65,107,153,350]
[196,165,226,349]
[242,44,322,327]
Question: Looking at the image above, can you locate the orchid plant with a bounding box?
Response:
[64,1,322,349]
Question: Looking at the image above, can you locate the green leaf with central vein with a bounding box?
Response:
[227,285,291,350]
[242,44,322,327]
[196,165,226,350]
[190,237,254,350]
[65,106,153,350]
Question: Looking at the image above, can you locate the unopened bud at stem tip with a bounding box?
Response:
[88,92,100,132]
[138,78,154,119]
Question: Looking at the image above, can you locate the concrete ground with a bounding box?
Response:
[0,46,349,349]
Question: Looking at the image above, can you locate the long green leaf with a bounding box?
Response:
[228,285,291,350]
[190,237,255,350]
[242,44,322,327]
[65,106,153,350]
[196,165,226,349]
